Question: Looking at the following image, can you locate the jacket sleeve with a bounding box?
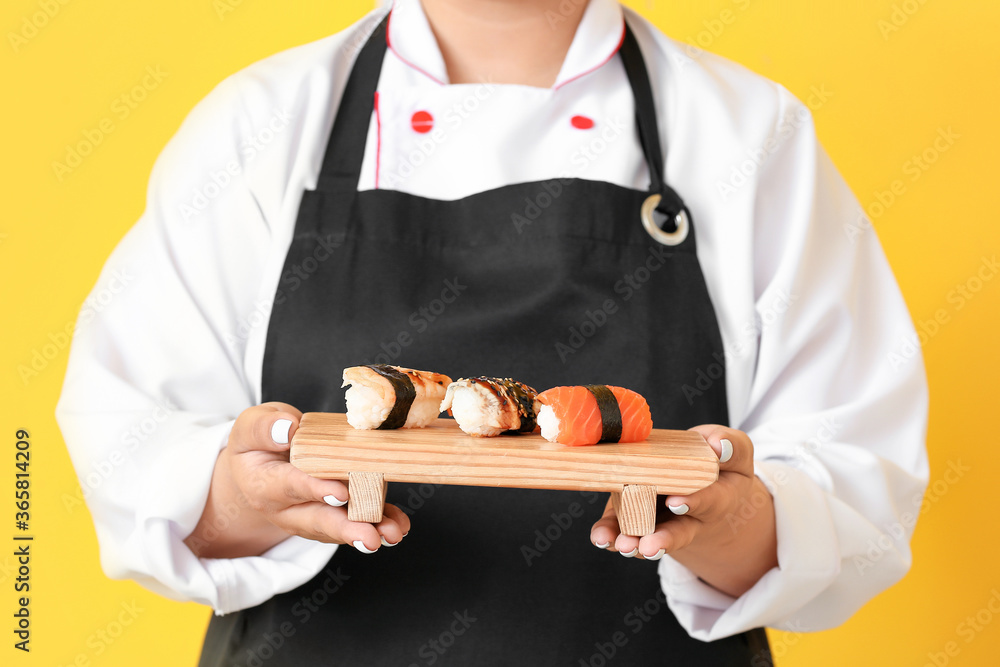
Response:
[55,73,337,615]
[658,84,930,639]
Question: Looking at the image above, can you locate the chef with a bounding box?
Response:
[57,0,929,664]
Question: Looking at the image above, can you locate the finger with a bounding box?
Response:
[230,404,303,455]
[614,531,641,558]
[232,458,348,518]
[276,465,350,507]
[261,402,304,421]
[635,515,701,559]
[589,498,621,552]
[273,501,382,551]
[688,425,754,476]
[375,503,411,546]
[662,474,742,522]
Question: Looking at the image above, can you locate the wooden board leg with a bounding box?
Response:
[612,484,657,537]
[347,472,387,523]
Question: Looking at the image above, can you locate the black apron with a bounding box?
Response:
[200,16,772,667]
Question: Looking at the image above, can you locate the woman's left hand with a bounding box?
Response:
[589,425,779,598]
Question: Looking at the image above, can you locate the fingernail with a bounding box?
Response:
[353,540,377,554]
[621,547,639,558]
[271,419,292,445]
[323,495,347,507]
[668,503,689,515]
[594,541,611,549]
[645,549,666,561]
[719,438,733,463]
[380,536,399,547]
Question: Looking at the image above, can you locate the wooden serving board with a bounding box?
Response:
[290,413,719,536]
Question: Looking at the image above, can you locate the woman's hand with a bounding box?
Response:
[589,425,778,598]
[184,402,410,559]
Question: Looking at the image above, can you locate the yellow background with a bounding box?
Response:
[2,0,997,664]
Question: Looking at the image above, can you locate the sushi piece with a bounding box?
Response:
[440,377,538,437]
[342,365,451,430]
[535,385,653,446]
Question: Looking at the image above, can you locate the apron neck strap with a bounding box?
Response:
[317,16,390,183]
[317,14,673,204]
[619,23,666,195]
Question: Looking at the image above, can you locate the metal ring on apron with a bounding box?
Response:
[641,193,689,246]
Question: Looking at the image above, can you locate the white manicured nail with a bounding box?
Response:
[668,503,689,515]
[323,495,347,507]
[380,536,399,547]
[621,547,639,558]
[645,549,666,561]
[594,541,610,549]
[271,419,292,445]
[719,438,733,464]
[353,540,377,554]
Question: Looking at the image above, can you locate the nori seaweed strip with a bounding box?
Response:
[584,385,623,443]
[367,364,416,429]
[505,379,538,433]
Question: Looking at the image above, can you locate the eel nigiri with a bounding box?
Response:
[534,385,652,446]
[342,365,452,430]
[439,377,538,437]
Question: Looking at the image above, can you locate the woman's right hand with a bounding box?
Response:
[184,402,411,559]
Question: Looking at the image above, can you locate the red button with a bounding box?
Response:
[411,110,434,133]
[571,115,595,130]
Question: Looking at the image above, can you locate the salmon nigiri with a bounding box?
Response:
[534,385,652,446]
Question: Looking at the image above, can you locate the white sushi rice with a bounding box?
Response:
[344,384,392,430]
[345,384,443,429]
[442,382,505,437]
[536,404,560,443]
[402,398,443,428]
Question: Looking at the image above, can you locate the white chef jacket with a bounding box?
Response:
[56,0,929,641]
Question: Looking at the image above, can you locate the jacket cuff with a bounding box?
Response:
[203,538,339,615]
[658,460,841,640]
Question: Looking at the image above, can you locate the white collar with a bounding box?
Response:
[386,0,625,88]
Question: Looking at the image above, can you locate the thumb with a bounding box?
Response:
[229,403,303,455]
